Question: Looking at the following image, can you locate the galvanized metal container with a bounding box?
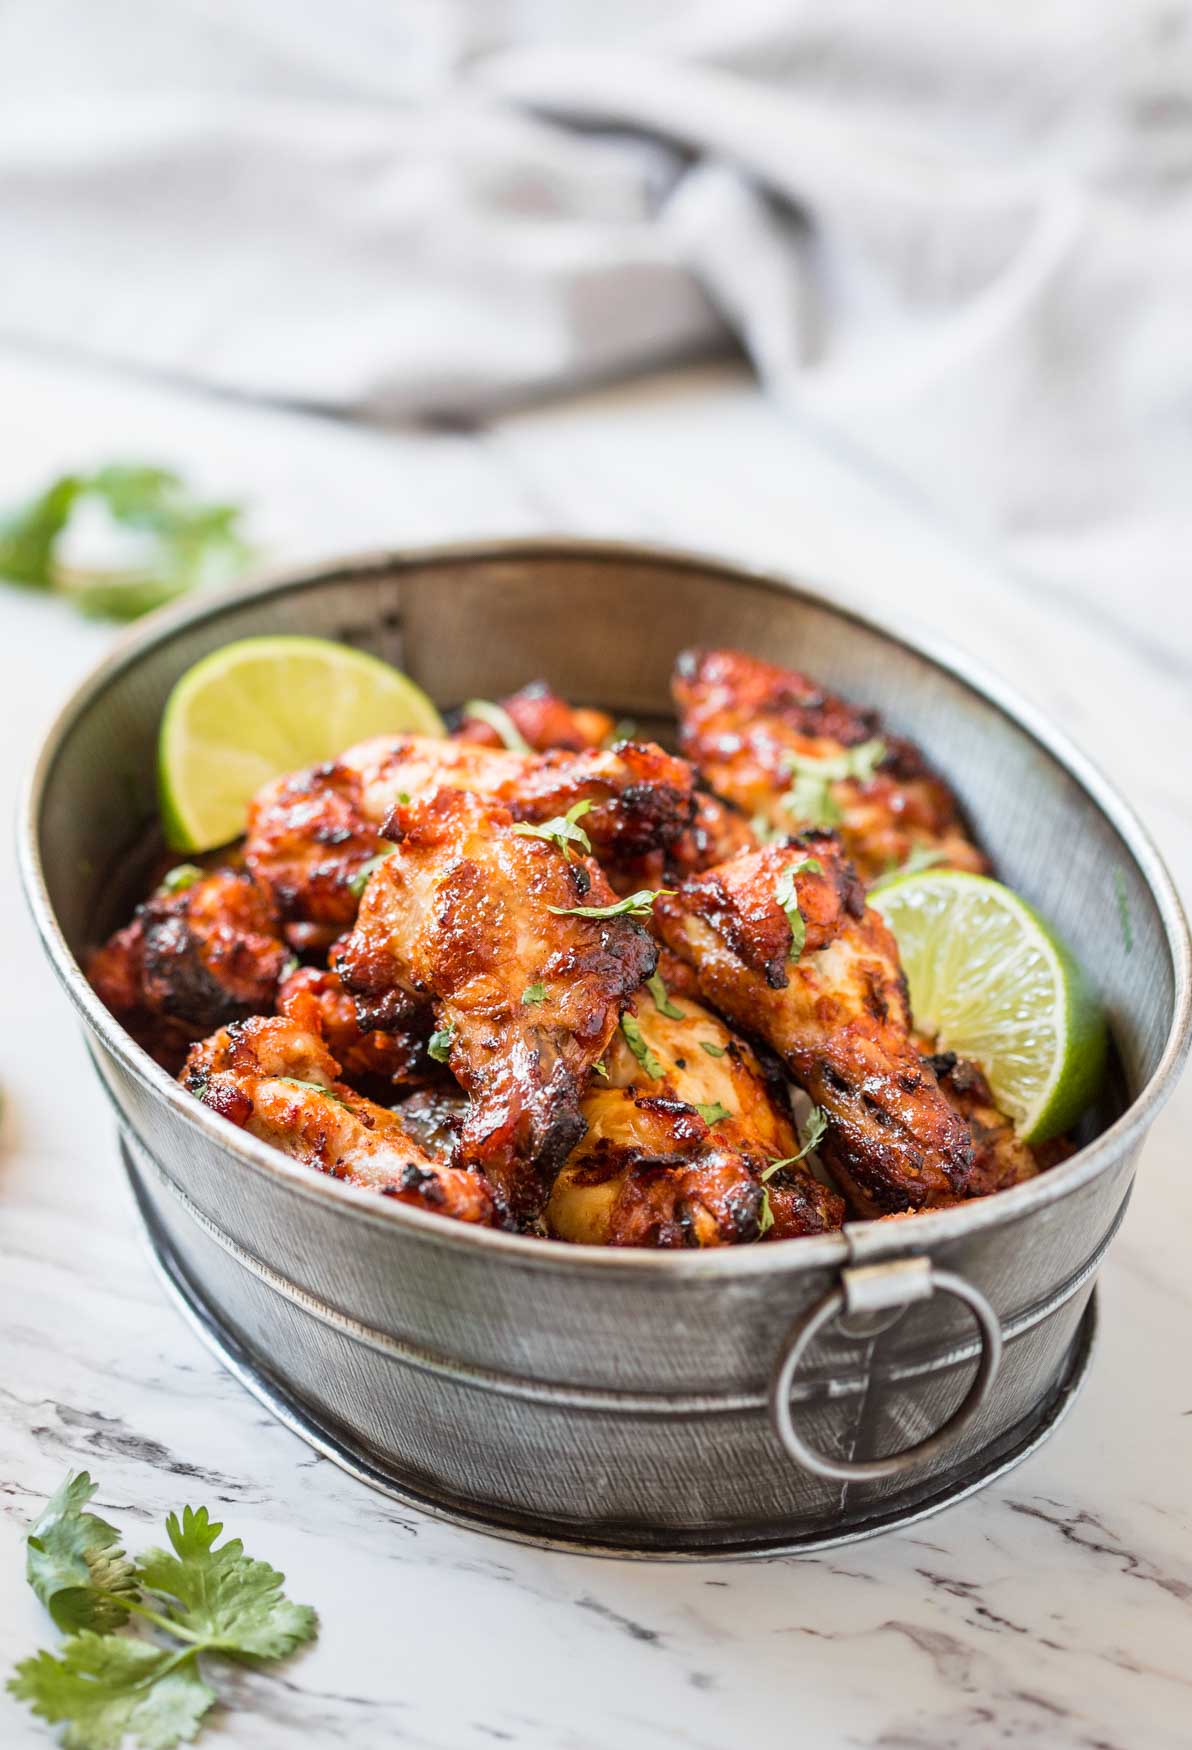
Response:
[19,541,1191,1557]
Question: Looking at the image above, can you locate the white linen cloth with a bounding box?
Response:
[1,1,1189,632]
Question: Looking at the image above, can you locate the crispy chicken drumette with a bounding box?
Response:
[336,787,657,1224]
[454,681,615,753]
[89,867,291,1071]
[655,836,975,1214]
[244,734,694,930]
[181,1015,500,1225]
[673,647,986,884]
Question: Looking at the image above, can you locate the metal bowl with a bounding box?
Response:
[19,540,1191,1557]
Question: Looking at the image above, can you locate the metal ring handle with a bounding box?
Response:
[769,1261,1004,1482]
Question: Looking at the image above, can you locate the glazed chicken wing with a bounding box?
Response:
[673,648,986,884]
[548,963,844,1246]
[245,734,694,929]
[179,1022,493,1225]
[454,681,615,752]
[655,839,974,1214]
[182,1015,498,1225]
[336,787,658,1224]
[926,1051,1038,1200]
[89,867,291,1071]
[276,963,430,1090]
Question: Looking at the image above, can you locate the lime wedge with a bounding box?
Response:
[871,870,1106,1143]
[158,635,444,852]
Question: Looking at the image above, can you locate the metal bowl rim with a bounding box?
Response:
[18,536,1192,1278]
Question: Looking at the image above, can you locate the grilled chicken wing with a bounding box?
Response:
[546,1091,764,1247]
[547,957,844,1246]
[926,1051,1038,1199]
[276,963,430,1089]
[181,1015,499,1225]
[336,787,658,1223]
[89,868,291,1070]
[455,682,615,753]
[673,648,986,884]
[245,734,694,928]
[655,839,974,1214]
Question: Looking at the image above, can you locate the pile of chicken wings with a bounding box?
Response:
[89,648,1055,1248]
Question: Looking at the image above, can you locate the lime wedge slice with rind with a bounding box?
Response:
[158,635,443,852]
[871,869,1106,1144]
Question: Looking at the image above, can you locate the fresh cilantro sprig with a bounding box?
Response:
[512,800,594,860]
[461,699,532,753]
[9,1472,317,1749]
[773,857,823,960]
[274,1076,350,1107]
[869,843,948,889]
[0,464,253,622]
[780,738,886,828]
[522,982,547,1006]
[549,887,672,920]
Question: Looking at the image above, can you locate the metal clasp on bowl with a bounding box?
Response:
[769,1259,1004,1482]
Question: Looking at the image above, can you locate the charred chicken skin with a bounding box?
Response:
[655,838,974,1214]
[181,1015,499,1225]
[89,662,1054,1244]
[454,681,615,753]
[88,868,291,1071]
[673,647,986,884]
[336,787,657,1224]
[245,733,694,929]
[548,969,844,1245]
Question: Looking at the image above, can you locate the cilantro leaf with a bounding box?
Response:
[156,866,203,898]
[592,1059,609,1080]
[9,1632,216,1750]
[511,800,594,859]
[461,699,531,753]
[773,857,823,960]
[135,1507,317,1662]
[428,1025,455,1064]
[646,971,685,1020]
[522,982,547,1006]
[347,846,397,900]
[549,888,671,920]
[0,464,253,623]
[780,739,886,827]
[870,844,948,889]
[25,1473,139,1634]
[620,1014,664,1079]
[274,1077,349,1107]
[695,1102,732,1126]
[762,1106,829,1180]
[699,1040,726,1057]
[757,1187,775,1237]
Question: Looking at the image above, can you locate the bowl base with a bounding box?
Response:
[122,1135,1098,1562]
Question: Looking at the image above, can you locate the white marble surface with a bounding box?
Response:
[2,342,1190,1750]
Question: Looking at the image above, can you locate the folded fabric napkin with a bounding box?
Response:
[1,0,1188,637]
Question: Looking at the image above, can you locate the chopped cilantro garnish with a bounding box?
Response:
[461,699,532,753]
[773,857,823,960]
[156,864,203,897]
[522,982,547,1006]
[427,1025,455,1064]
[593,1060,609,1080]
[511,799,594,859]
[762,1107,829,1180]
[757,1188,775,1237]
[274,1077,349,1107]
[699,1040,727,1057]
[780,738,886,827]
[695,1102,732,1126]
[347,845,397,899]
[549,887,671,920]
[621,1014,664,1079]
[646,971,685,1019]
